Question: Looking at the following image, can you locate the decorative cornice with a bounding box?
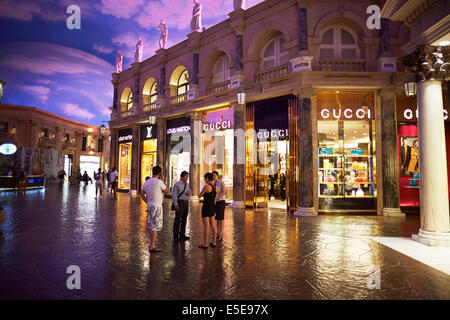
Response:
[400,45,450,81]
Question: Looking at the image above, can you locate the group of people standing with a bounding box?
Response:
[140,165,227,253]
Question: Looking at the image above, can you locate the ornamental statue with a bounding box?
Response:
[115,50,123,73]
[135,37,143,63]
[233,0,245,11]
[158,20,168,49]
[191,0,203,32]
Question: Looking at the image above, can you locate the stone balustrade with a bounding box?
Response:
[170,92,188,105]
[206,80,231,96]
[253,64,289,83]
[319,59,366,72]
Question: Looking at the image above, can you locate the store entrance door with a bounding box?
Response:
[254,139,289,209]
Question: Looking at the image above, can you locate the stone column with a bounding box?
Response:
[187,53,200,100]
[229,102,246,208]
[111,73,120,119]
[295,88,317,216]
[156,118,165,173]
[380,88,404,217]
[130,125,140,194]
[290,6,313,72]
[402,45,450,246]
[109,129,117,171]
[189,112,202,202]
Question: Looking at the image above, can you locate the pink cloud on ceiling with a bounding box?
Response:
[93,44,115,54]
[20,85,51,103]
[62,103,96,120]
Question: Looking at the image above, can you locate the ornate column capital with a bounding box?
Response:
[379,87,397,97]
[400,45,450,81]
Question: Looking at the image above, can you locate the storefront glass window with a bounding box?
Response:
[141,139,157,188]
[118,142,132,189]
[318,120,376,198]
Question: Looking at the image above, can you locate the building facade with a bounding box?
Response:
[0,103,110,181]
[109,0,449,216]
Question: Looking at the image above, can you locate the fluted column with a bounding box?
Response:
[402,45,450,246]
[380,88,404,217]
[295,88,317,216]
[189,112,202,202]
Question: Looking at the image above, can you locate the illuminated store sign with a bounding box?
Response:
[319,108,371,120]
[118,128,133,143]
[167,126,190,134]
[402,108,448,121]
[0,143,17,155]
[140,124,157,141]
[203,120,233,132]
[256,129,289,139]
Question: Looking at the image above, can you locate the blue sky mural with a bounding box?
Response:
[0,0,263,125]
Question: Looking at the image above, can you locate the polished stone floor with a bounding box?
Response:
[0,183,449,300]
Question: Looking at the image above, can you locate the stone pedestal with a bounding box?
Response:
[377,57,397,72]
[187,84,200,100]
[413,80,450,246]
[230,73,246,89]
[294,90,318,217]
[380,89,404,218]
[290,56,313,72]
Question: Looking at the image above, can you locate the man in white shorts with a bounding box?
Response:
[94,168,103,199]
[140,165,169,253]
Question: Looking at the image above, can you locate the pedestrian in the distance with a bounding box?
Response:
[94,168,103,199]
[198,172,217,249]
[140,165,169,253]
[172,171,191,242]
[109,167,118,200]
[212,170,226,242]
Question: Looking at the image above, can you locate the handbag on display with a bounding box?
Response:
[356,188,364,196]
[320,147,327,155]
[327,148,333,154]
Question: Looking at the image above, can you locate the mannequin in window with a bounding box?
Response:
[407,140,419,174]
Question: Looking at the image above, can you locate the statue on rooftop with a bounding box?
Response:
[158,20,168,49]
[115,50,123,73]
[135,37,143,63]
[233,0,245,11]
[191,0,203,32]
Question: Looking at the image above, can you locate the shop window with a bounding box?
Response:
[261,36,288,70]
[119,142,132,189]
[141,139,157,189]
[212,56,230,84]
[65,133,70,142]
[82,136,87,151]
[319,26,359,59]
[318,120,376,199]
[177,69,190,95]
[98,139,103,153]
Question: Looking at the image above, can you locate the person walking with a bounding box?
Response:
[172,171,191,242]
[94,168,103,199]
[212,170,226,242]
[280,172,286,201]
[198,172,217,249]
[109,167,118,199]
[140,165,169,253]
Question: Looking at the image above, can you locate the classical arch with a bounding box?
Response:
[120,87,133,111]
[169,65,189,96]
[247,25,292,61]
[201,48,232,85]
[312,10,370,40]
[142,77,158,105]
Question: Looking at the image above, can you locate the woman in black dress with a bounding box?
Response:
[198,172,217,249]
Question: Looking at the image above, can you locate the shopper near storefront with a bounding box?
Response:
[109,167,118,200]
[212,171,226,242]
[140,165,169,253]
[280,173,286,201]
[172,171,191,242]
[94,168,103,199]
[198,172,217,249]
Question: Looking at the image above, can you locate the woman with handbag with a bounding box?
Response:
[198,172,217,249]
